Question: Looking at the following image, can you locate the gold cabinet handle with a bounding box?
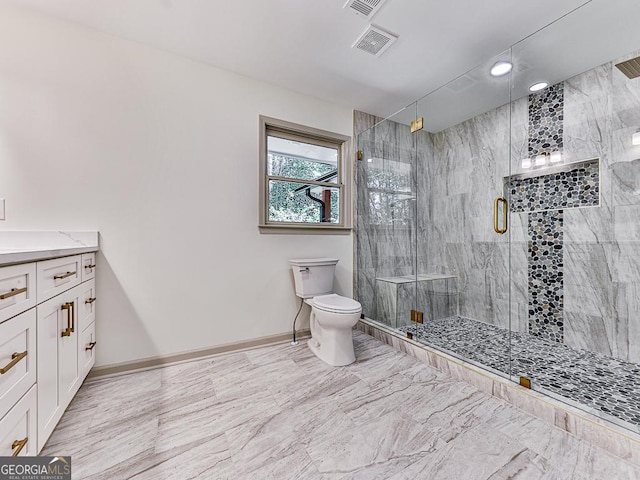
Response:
[85,341,97,351]
[0,351,27,374]
[11,437,28,456]
[493,197,508,234]
[61,303,70,337]
[84,264,96,269]
[85,297,96,305]
[61,302,75,336]
[0,287,28,300]
[54,271,76,280]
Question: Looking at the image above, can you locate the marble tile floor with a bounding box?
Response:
[397,316,640,432]
[42,331,640,480]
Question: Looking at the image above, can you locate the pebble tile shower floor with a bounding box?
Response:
[41,331,640,479]
[398,316,640,431]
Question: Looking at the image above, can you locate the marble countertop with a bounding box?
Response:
[0,231,99,266]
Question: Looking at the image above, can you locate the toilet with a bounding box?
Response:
[289,258,362,366]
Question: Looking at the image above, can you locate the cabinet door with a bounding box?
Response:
[36,285,81,452]
[0,385,37,457]
[78,279,96,334]
[79,322,96,378]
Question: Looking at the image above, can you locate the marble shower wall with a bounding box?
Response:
[560,50,640,363]
[418,104,519,331]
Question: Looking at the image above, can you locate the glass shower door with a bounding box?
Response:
[412,51,514,378]
[355,105,418,333]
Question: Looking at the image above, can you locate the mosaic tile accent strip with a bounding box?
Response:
[523,81,567,343]
[528,82,564,157]
[529,210,564,343]
[398,316,640,430]
[507,159,600,213]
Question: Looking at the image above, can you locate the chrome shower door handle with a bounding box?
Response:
[494,197,508,234]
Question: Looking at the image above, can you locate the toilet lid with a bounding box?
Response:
[312,294,362,314]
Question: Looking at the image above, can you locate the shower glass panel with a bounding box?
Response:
[410,51,513,378]
[509,0,640,432]
[355,105,418,331]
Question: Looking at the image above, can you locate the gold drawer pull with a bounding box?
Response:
[11,437,28,456]
[85,341,97,351]
[0,287,28,300]
[0,351,27,375]
[54,271,76,280]
[85,297,96,305]
[61,302,75,337]
[84,264,96,269]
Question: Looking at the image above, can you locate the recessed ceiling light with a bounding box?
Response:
[529,82,549,92]
[490,61,512,77]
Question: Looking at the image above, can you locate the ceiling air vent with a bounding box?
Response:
[352,25,398,58]
[344,0,388,19]
[615,56,640,79]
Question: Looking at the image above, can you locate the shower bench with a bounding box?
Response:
[374,273,459,328]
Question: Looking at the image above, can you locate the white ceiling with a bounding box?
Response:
[0,0,601,119]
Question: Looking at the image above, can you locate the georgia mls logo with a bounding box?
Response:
[0,455,71,480]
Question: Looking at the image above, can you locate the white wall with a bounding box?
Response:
[0,7,354,367]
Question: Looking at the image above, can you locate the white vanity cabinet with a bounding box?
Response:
[0,245,97,456]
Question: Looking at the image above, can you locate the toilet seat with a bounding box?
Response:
[312,294,361,314]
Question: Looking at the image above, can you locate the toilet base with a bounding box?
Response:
[307,329,356,367]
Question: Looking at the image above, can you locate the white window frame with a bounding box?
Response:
[258,115,352,233]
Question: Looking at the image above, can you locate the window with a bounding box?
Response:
[258,116,352,232]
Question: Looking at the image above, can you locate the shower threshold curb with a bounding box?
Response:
[356,319,640,466]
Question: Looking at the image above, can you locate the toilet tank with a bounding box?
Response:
[289,258,338,298]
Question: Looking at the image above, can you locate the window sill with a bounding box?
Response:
[258,224,353,235]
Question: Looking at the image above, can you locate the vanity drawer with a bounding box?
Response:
[78,279,96,333]
[0,385,37,457]
[0,263,36,325]
[79,321,96,377]
[0,309,36,421]
[81,252,96,282]
[37,255,81,303]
